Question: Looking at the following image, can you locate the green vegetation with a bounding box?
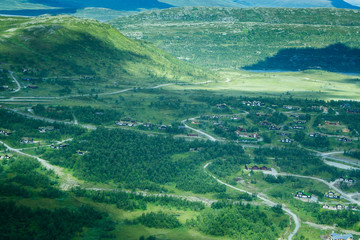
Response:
[188,202,289,239]
[111,7,360,71]
[0,15,211,89]
[0,109,84,147]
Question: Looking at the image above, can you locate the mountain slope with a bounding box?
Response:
[0,15,210,84]
[111,7,360,72]
[0,0,360,20]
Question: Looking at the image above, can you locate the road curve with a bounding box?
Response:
[181,118,217,142]
[9,71,21,93]
[204,162,300,240]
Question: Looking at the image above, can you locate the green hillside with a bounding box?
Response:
[0,15,210,85]
[111,7,360,71]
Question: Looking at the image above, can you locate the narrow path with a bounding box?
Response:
[9,71,21,93]
[204,162,300,240]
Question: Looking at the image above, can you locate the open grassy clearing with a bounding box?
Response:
[165,70,360,100]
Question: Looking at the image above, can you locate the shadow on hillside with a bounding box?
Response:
[330,0,360,9]
[244,43,360,74]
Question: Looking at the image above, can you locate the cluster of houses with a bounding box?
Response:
[235,131,259,139]
[283,105,301,111]
[242,101,265,107]
[115,120,136,127]
[50,144,68,149]
[322,204,345,211]
[280,138,293,143]
[20,137,33,144]
[0,129,12,136]
[0,154,12,160]
[245,165,272,171]
[39,126,55,133]
[339,177,354,184]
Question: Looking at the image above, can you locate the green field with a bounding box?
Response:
[111,7,360,71]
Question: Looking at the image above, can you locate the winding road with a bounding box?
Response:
[181,118,218,142]
[9,71,21,93]
[204,162,300,240]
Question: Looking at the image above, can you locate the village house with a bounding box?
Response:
[309,133,322,138]
[339,177,354,184]
[260,120,271,126]
[143,123,152,128]
[245,165,271,171]
[50,144,68,149]
[242,101,265,107]
[295,191,312,199]
[213,120,223,125]
[280,138,293,143]
[269,125,281,131]
[292,125,305,130]
[191,121,200,124]
[325,191,341,199]
[338,137,351,143]
[20,137,33,144]
[115,121,128,126]
[189,148,202,152]
[325,121,340,126]
[159,125,168,130]
[283,105,301,111]
[216,103,228,109]
[230,116,241,120]
[235,131,258,139]
[76,150,89,156]
[39,126,55,133]
[294,120,306,124]
[329,232,353,240]
[342,128,350,133]
[0,154,11,160]
[237,127,248,132]
[0,129,12,136]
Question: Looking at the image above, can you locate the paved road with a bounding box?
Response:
[9,71,21,93]
[204,162,300,240]
[0,80,213,102]
[181,118,217,142]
